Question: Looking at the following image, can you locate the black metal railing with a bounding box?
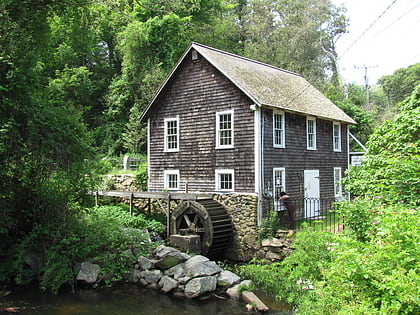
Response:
[263,197,345,232]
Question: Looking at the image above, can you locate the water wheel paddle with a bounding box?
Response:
[171,199,232,257]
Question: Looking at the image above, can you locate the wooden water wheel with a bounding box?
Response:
[171,199,233,257]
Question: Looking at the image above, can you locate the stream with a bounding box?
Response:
[1,284,292,315]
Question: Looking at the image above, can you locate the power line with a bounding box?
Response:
[338,0,397,60]
[368,2,419,42]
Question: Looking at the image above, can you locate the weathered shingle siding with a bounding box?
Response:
[262,108,348,199]
[148,52,255,192]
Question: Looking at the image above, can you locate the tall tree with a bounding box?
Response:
[0,0,95,282]
[379,63,420,107]
[239,0,347,85]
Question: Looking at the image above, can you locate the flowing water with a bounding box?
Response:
[1,284,291,315]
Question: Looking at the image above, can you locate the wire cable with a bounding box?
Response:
[338,0,397,60]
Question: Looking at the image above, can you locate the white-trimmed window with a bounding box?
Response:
[273,111,285,148]
[273,168,286,206]
[215,169,234,191]
[216,110,234,149]
[333,167,342,198]
[164,117,179,152]
[333,122,341,152]
[164,170,180,191]
[306,116,316,150]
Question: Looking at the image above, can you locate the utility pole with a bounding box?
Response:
[354,64,377,109]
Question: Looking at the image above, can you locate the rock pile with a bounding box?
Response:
[128,245,242,299]
[255,232,295,263]
[75,245,270,311]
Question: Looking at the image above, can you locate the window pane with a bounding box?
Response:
[166,120,178,150]
[218,113,232,147]
[333,124,340,151]
[219,173,232,190]
[168,174,178,189]
[274,113,284,146]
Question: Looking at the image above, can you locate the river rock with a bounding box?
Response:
[159,275,179,293]
[165,262,185,279]
[184,276,217,298]
[241,291,269,312]
[217,270,241,287]
[140,269,162,285]
[138,256,155,270]
[154,246,190,269]
[226,280,253,300]
[77,262,101,284]
[187,260,222,278]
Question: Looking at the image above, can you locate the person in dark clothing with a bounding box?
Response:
[280,192,296,229]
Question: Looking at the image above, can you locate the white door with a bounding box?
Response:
[304,170,320,218]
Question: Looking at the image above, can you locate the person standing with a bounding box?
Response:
[280,192,296,229]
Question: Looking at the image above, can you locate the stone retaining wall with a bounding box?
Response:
[99,176,281,261]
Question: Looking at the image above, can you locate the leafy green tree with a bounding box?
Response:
[379,63,420,107]
[345,85,420,206]
[0,0,96,282]
[239,0,348,85]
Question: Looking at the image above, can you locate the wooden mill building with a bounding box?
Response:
[140,43,356,259]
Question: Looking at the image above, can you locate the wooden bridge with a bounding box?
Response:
[92,190,214,237]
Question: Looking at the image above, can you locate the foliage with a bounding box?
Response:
[240,225,337,306]
[344,85,420,206]
[134,161,148,191]
[240,89,419,314]
[297,206,420,315]
[241,205,420,314]
[379,63,420,107]
[323,82,375,146]
[258,210,279,240]
[239,0,348,85]
[14,204,162,293]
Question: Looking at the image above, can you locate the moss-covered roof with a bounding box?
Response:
[141,42,356,124]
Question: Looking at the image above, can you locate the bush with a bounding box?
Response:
[297,206,420,315]
[258,210,279,240]
[14,204,163,293]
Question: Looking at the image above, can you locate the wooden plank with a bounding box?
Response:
[90,190,212,201]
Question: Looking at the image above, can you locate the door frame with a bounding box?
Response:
[304,169,320,218]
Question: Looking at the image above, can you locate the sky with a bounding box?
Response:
[331,0,420,86]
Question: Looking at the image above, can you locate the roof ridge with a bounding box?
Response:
[191,42,302,78]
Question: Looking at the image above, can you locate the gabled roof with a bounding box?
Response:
[141,42,356,124]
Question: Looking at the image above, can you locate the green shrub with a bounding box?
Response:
[297,206,420,315]
[258,210,279,240]
[15,204,162,293]
[134,161,148,191]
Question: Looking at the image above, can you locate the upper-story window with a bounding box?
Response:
[333,122,341,152]
[164,117,179,152]
[306,116,317,150]
[215,169,234,191]
[273,111,285,148]
[216,110,234,149]
[164,170,180,191]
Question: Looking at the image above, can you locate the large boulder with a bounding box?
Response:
[183,255,222,278]
[77,262,101,284]
[139,269,162,286]
[159,275,179,294]
[137,256,154,271]
[217,270,241,287]
[184,276,218,298]
[154,246,190,269]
